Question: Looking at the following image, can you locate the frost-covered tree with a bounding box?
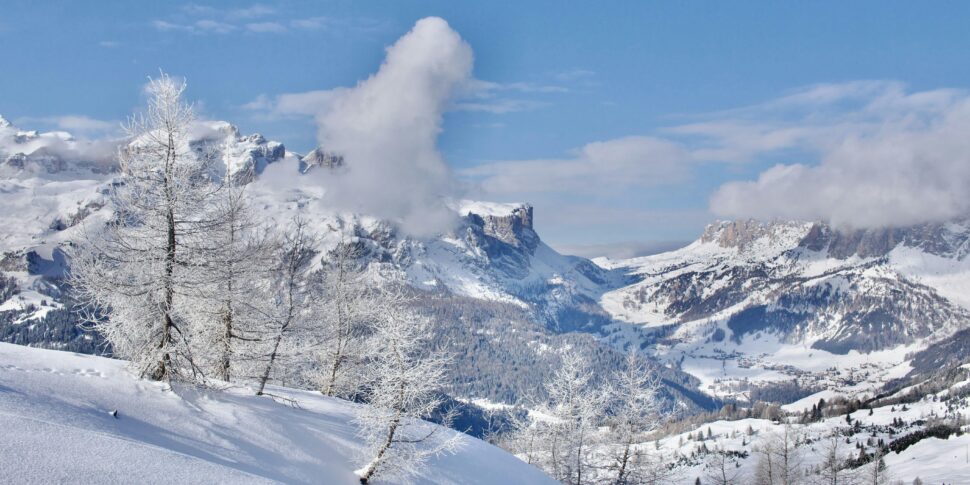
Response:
[195,138,271,383]
[755,424,803,485]
[71,73,217,382]
[816,434,848,485]
[353,289,460,484]
[860,447,890,485]
[704,448,742,485]
[507,350,608,485]
[316,239,372,398]
[607,352,667,485]
[255,218,318,395]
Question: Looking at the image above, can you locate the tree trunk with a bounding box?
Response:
[615,440,631,485]
[150,133,179,382]
[324,352,341,396]
[219,302,232,382]
[358,413,401,484]
[256,333,282,395]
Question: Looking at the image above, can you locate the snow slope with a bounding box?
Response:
[642,371,970,484]
[0,343,554,484]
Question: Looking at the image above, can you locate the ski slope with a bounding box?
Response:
[0,343,554,484]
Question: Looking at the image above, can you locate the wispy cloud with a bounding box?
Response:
[465,80,970,232]
[16,115,120,138]
[554,68,596,82]
[247,77,567,117]
[154,3,278,34]
[245,21,286,33]
[152,18,235,34]
[154,5,389,36]
[552,239,689,259]
[180,3,275,20]
[450,79,567,113]
[464,136,691,195]
[453,99,548,114]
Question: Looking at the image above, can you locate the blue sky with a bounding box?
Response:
[4,1,970,256]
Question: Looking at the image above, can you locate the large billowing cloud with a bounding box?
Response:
[709,83,970,229]
[305,17,473,235]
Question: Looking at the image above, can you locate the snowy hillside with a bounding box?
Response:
[0,343,554,484]
[616,358,970,484]
[599,219,970,401]
[638,365,970,484]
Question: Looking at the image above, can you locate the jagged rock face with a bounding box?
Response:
[605,218,970,354]
[480,205,538,252]
[462,206,540,280]
[188,122,286,183]
[298,147,344,174]
[702,220,808,251]
[798,220,970,259]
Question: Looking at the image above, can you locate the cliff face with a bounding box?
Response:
[798,220,970,259]
[700,218,970,261]
[480,204,538,252]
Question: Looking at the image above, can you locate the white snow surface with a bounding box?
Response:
[644,372,970,484]
[0,343,554,485]
[447,199,523,218]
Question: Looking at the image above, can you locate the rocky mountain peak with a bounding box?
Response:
[299,147,344,174]
[0,115,10,128]
[468,204,537,253]
[797,220,970,259]
[700,219,811,252]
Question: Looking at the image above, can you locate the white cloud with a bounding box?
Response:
[554,69,596,82]
[290,16,331,30]
[194,19,236,34]
[152,20,192,32]
[296,17,474,236]
[0,117,120,166]
[711,89,970,228]
[552,240,689,259]
[464,136,691,195]
[251,76,567,118]
[462,80,970,238]
[242,89,345,118]
[245,21,286,33]
[228,5,276,20]
[453,99,547,114]
[152,19,236,34]
[180,3,275,19]
[155,4,289,35]
[16,115,120,138]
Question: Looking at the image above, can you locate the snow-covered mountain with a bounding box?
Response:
[5,114,970,415]
[0,342,553,484]
[598,219,970,401]
[0,116,617,333]
[0,116,665,412]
